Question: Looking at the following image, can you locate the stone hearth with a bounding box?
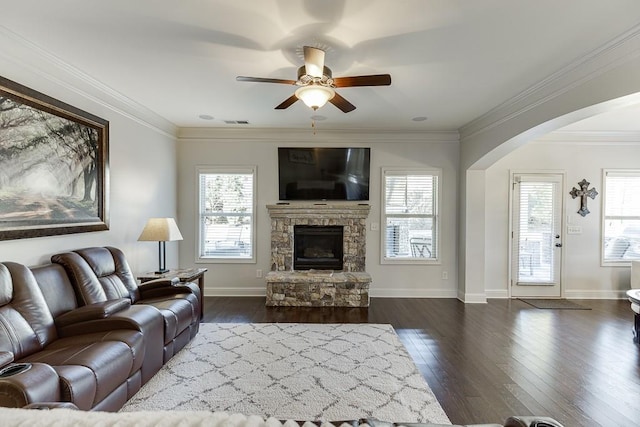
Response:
[266,271,371,307]
[265,203,371,307]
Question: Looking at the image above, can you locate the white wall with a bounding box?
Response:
[6,31,636,301]
[0,30,179,273]
[485,136,640,299]
[177,128,459,297]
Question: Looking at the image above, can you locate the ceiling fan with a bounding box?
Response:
[236,46,391,113]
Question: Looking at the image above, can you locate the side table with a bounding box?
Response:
[138,268,208,320]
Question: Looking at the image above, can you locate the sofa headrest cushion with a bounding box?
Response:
[0,262,57,354]
[0,263,12,306]
[75,247,117,278]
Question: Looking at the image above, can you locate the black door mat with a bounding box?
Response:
[518,299,591,310]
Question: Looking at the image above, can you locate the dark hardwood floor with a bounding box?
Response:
[202,297,640,427]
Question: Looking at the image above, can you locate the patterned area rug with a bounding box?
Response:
[121,323,450,424]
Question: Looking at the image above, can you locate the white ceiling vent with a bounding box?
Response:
[223,120,250,125]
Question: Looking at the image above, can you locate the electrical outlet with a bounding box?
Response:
[371,222,379,231]
[256,269,263,278]
[442,271,448,280]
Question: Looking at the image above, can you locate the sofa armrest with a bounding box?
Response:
[177,280,201,298]
[57,304,164,344]
[55,298,132,329]
[0,351,14,369]
[140,285,197,300]
[0,363,61,408]
[139,277,180,291]
[139,277,199,300]
[140,279,202,302]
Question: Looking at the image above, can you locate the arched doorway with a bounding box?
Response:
[458,49,640,302]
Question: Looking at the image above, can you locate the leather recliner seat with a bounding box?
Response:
[0,262,145,411]
[52,247,201,363]
[31,263,165,385]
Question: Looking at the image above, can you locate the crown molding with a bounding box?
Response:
[459,24,640,141]
[177,127,459,143]
[0,25,177,138]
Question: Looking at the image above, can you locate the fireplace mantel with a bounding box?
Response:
[266,203,371,218]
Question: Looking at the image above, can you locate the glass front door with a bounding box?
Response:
[511,173,563,298]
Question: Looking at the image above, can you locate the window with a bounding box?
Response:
[382,168,440,263]
[603,170,640,263]
[198,167,256,262]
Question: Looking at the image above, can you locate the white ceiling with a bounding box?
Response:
[2,0,640,132]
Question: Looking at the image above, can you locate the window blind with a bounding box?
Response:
[603,171,640,261]
[383,170,438,260]
[198,169,254,260]
[513,180,556,282]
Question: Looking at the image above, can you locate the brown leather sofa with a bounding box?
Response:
[0,247,202,411]
[0,262,147,410]
[52,247,200,363]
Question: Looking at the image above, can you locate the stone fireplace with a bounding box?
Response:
[265,203,371,307]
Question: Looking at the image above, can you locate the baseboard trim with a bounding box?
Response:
[205,287,461,298]
[370,289,458,298]
[204,287,266,297]
[458,292,488,303]
[563,289,628,300]
[486,289,509,299]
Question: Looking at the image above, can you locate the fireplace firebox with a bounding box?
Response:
[294,225,343,270]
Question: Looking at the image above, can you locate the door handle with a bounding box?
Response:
[555,243,562,247]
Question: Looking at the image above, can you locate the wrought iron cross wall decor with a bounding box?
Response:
[570,179,598,217]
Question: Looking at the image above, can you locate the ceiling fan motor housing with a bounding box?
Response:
[297,66,334,87]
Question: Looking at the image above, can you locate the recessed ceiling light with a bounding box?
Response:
[198,114,214,120]
[412,116,428,122]
[310,115,327,121]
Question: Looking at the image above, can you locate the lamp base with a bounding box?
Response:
[155,241,169,274]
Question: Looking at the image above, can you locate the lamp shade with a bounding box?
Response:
[294,84,335,110]
[138,218,183,242]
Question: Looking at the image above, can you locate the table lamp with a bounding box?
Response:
[138,217,183,274]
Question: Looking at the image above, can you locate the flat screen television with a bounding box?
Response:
[278,147,370,201]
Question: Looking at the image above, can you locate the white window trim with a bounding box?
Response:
[196,165,257,264]
[601,168,640,267]
[380,167,441,265]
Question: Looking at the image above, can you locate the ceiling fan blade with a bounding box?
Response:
[329,92,356,113]
[303,46,325,78]
[332,74,392,88]
[275,94,299,110]
[236,76,297,85]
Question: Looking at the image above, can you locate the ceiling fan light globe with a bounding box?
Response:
[295,85,335,110]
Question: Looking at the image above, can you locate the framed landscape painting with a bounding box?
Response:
[0,76,109,240]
